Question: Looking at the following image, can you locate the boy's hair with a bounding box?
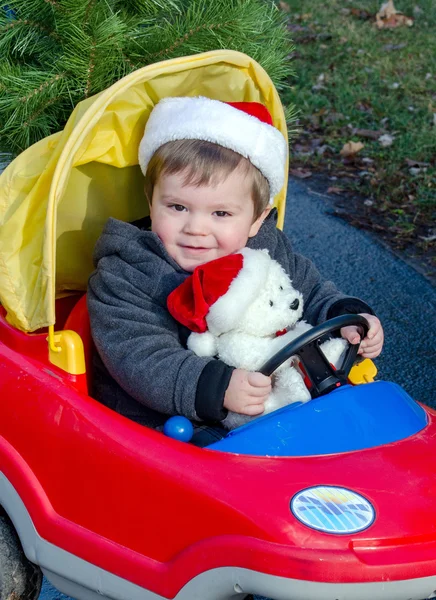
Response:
[144,139,270,221]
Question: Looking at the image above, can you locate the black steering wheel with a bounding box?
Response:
[259,315,370,398]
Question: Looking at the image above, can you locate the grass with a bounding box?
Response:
[280,0,436,266]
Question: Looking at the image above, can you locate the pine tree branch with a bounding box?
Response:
[84,40,96,98]
[19,72,66,102]
[0,0,295,152]
[22,94,63,127]
[150,20,234,61]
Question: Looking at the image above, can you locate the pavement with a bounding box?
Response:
[14,177,436,600]
[283,179,435,408]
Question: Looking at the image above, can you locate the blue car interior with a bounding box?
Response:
[207,381,427,457]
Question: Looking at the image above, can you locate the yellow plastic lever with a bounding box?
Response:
[348,358,378,384]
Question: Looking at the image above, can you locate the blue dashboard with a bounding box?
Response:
[207,381,427,457]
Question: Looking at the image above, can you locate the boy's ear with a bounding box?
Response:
[248,206,271,238]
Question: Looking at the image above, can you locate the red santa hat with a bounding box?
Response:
[167,248,271,337]
[138,96,287,204]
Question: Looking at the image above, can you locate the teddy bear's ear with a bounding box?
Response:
[188,331,217,357]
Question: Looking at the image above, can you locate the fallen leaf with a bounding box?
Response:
[324,112,345,123]
[356,100,373,113]
[375,0,413,28]
[351,8,373,20]
[340,141,365,157]
[383,42,408,51]
[294,144,314,157]
[405,158,430,167]
[316,145,330,156]
[354,128,386,140]
[290,168,312,179]
[409,167,427,176]
[327,187,344,195]
[378,133,394,147]
[279,1,290,11]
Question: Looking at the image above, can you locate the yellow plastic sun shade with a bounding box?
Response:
[0,50,288,333]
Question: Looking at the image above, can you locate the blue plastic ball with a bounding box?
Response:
[163,416,194,442]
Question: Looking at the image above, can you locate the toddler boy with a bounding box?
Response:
[88,97,383,437]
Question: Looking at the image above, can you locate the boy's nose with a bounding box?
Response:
[183,216,208,235]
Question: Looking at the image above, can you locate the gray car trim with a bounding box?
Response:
[1,472,436,600]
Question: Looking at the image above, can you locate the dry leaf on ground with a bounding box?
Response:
[375,0,413,28]
[378,134,395,147]
[289,168,313,179]
[351,8,373,20]
[340,141,364,157]
[353,128,386,140]
[327,187,344,195]
[405,158,430,167]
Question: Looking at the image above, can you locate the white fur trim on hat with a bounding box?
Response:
[138,97,287,203]
[206,248,271,336]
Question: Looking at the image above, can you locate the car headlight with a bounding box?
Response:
[291,485,375,534]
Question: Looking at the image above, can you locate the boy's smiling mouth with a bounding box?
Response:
[181,245,212,252]
[181,244,212,250]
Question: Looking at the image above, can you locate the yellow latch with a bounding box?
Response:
[47,330,86,375]
[348,358,378,385]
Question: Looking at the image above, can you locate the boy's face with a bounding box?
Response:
[149,167,270,272]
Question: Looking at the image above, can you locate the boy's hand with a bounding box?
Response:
[224,369,271,415]
[340,313,384,359]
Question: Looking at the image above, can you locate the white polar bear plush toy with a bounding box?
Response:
[167,248,347,429]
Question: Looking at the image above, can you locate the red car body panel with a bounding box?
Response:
[1,301,436,598]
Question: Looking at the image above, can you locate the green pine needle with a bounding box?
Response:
[0,0,295,154]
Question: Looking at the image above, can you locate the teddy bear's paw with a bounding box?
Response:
[187,331,217,357]
[320,337,348,367]
[222,411,255,431]
[273,367,311,403]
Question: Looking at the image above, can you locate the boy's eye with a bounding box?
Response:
[214,211,231,217]
[170,204,186,212]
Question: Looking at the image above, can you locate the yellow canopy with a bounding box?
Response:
[0,50,288,332]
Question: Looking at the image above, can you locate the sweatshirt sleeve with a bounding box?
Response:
[249,213,375,325]
[87,255,230,423]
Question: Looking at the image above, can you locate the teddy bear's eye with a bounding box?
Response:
[269,300,274,307]
[279,285,283,291]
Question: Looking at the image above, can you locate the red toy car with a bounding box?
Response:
[1,295,436,600]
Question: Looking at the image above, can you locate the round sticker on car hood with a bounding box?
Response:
[291,486,375,534]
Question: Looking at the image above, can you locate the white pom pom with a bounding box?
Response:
[188,331,217,357]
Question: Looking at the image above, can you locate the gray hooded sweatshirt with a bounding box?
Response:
[87,210,373,428]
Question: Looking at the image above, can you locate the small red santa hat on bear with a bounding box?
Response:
[138,96,287,205]
[167,248,272,356]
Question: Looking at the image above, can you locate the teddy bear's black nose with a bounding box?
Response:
[290,298,300,310]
